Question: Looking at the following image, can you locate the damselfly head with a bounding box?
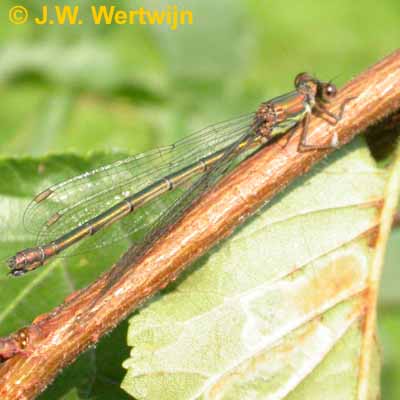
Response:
[295,72,338,103]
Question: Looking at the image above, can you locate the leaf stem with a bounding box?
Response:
[357,141,400,399]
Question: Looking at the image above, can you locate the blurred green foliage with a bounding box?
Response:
[0,0,399,398]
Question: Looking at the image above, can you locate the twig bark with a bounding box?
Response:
[0,49,399,399]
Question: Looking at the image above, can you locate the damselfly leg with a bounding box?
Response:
[298,96,355,152]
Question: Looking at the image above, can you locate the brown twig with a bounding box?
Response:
[0,49,399,399]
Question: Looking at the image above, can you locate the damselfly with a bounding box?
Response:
[8,73,352,277]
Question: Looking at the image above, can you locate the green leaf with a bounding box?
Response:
[0,138,398,399]
[122,138,390,399]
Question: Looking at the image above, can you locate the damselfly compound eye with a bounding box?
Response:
[324,83,337,98]
[294,72,313,88]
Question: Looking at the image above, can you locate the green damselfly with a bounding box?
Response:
[8,73,352,276]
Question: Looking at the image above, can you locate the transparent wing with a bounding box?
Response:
[24,113,255,249]
[84,130,259,313]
